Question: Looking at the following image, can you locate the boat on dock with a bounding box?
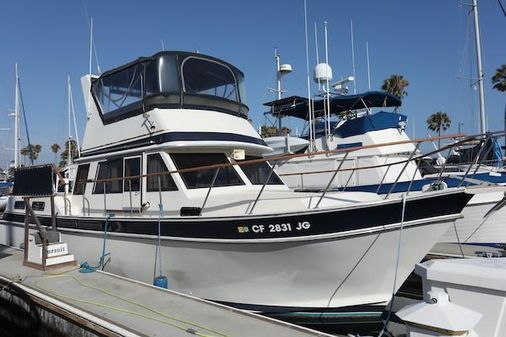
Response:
[0,51,472,315]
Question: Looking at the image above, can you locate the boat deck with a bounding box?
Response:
[0,245,333,337]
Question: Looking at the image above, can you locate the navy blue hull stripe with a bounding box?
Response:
[80,131,267,157]
[2,192,471,240]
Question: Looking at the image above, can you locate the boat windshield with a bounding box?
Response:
[91,52,249,124]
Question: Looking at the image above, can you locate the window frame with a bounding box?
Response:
[170,153,245,190]
[93,158,124,194]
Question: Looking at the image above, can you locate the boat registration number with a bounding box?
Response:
[247,221,311,234]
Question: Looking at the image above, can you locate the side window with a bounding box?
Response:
[170,153,244,189]
[74,164,90,195]
[93,159,123,194]
[124,157,141,192]
[147,154,178,192]
[241,156,284,185]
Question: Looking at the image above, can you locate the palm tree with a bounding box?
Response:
[426,111,451,150]
[381,75,409,100]
[492,64,506,92]
[20,144,42,165]
[60,139,78,167]
[51,143,61,163]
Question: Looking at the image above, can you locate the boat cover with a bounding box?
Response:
[263,91,401,121]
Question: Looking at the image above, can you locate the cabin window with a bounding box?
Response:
[32,201,45,211]
[14,201,25,210]
[147,154,177,192]
[241,156,284,185]
[93,159,123,194]
[171,153,244,189]
[124,157,141,192]
[74,164,90,195]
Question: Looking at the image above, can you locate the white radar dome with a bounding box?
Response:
[314,63,333,83]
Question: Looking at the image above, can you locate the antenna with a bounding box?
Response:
[314,22,321,92]
[68,76,81,158]
[304,0,314,151]
[67,75,73,165]
[324,21,331,144]
[366,41,371,91]
[161,39,165,51]
[87,17,94,119]
[350,20,357,94]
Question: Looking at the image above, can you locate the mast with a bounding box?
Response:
[350,20,357,94]
[67,75,73,165]
[304,0,314,151]
[14,63,19,168]
[472,0,486,134]
[275,49,282,131]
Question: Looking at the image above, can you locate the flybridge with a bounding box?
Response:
[90,51,249,124]
[79,51,267,158]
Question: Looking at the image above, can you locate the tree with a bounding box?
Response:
[492,64,506,92]
[20,144,42,164]
[60,139,78,167]
[260,126,291,138]
[381,75,409,100]
[51,143,61,163]
[426,111,451,150]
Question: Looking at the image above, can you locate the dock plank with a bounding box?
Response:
[0,245,333,337]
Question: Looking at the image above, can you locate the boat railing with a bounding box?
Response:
[69,131,504,215]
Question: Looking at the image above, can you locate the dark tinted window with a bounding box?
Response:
[92,63,144,116]
[124,158,141,192]
[14,201,25,210]
[74,164,90,195]
[147,154,177,192]
[171,153,244,189]
[93,159,123,194]
[182,58,238,102]
[32,201,45,211]
[241,156,284,185]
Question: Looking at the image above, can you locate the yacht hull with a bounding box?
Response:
[437,188,506,246]
[0,191,469,311]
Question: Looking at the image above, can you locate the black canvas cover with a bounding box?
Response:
[13,165,55,197]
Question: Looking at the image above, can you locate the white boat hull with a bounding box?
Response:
[0,215,454,310]
[437,188,506,245]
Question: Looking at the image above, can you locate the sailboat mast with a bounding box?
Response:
[472,0,486,134]
[67,75,73,165]
[14,63,19,168]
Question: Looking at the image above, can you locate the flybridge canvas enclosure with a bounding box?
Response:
[13,165,55,197]
[263,91,402,121]
[90,51,249,124]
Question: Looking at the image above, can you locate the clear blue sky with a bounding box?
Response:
[0,0,504,167]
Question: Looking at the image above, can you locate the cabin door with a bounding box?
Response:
[123,156,142,211]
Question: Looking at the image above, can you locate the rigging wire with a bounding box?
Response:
[17,78,34,165]
[497,0,506,16]
[377,194,407,337]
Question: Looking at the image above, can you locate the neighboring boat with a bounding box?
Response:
[0,181,12,212]
[0,51,471,313]
[263,92,506,253]
[263,91,421,191]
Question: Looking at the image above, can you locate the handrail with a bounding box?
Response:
[75,133,469,187]
[59,131,505,217]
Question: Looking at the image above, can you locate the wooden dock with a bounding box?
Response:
[0,245,335,337]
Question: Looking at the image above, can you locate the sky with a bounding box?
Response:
[0,0,504,168]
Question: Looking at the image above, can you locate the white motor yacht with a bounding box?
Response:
[0,51,471,313]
